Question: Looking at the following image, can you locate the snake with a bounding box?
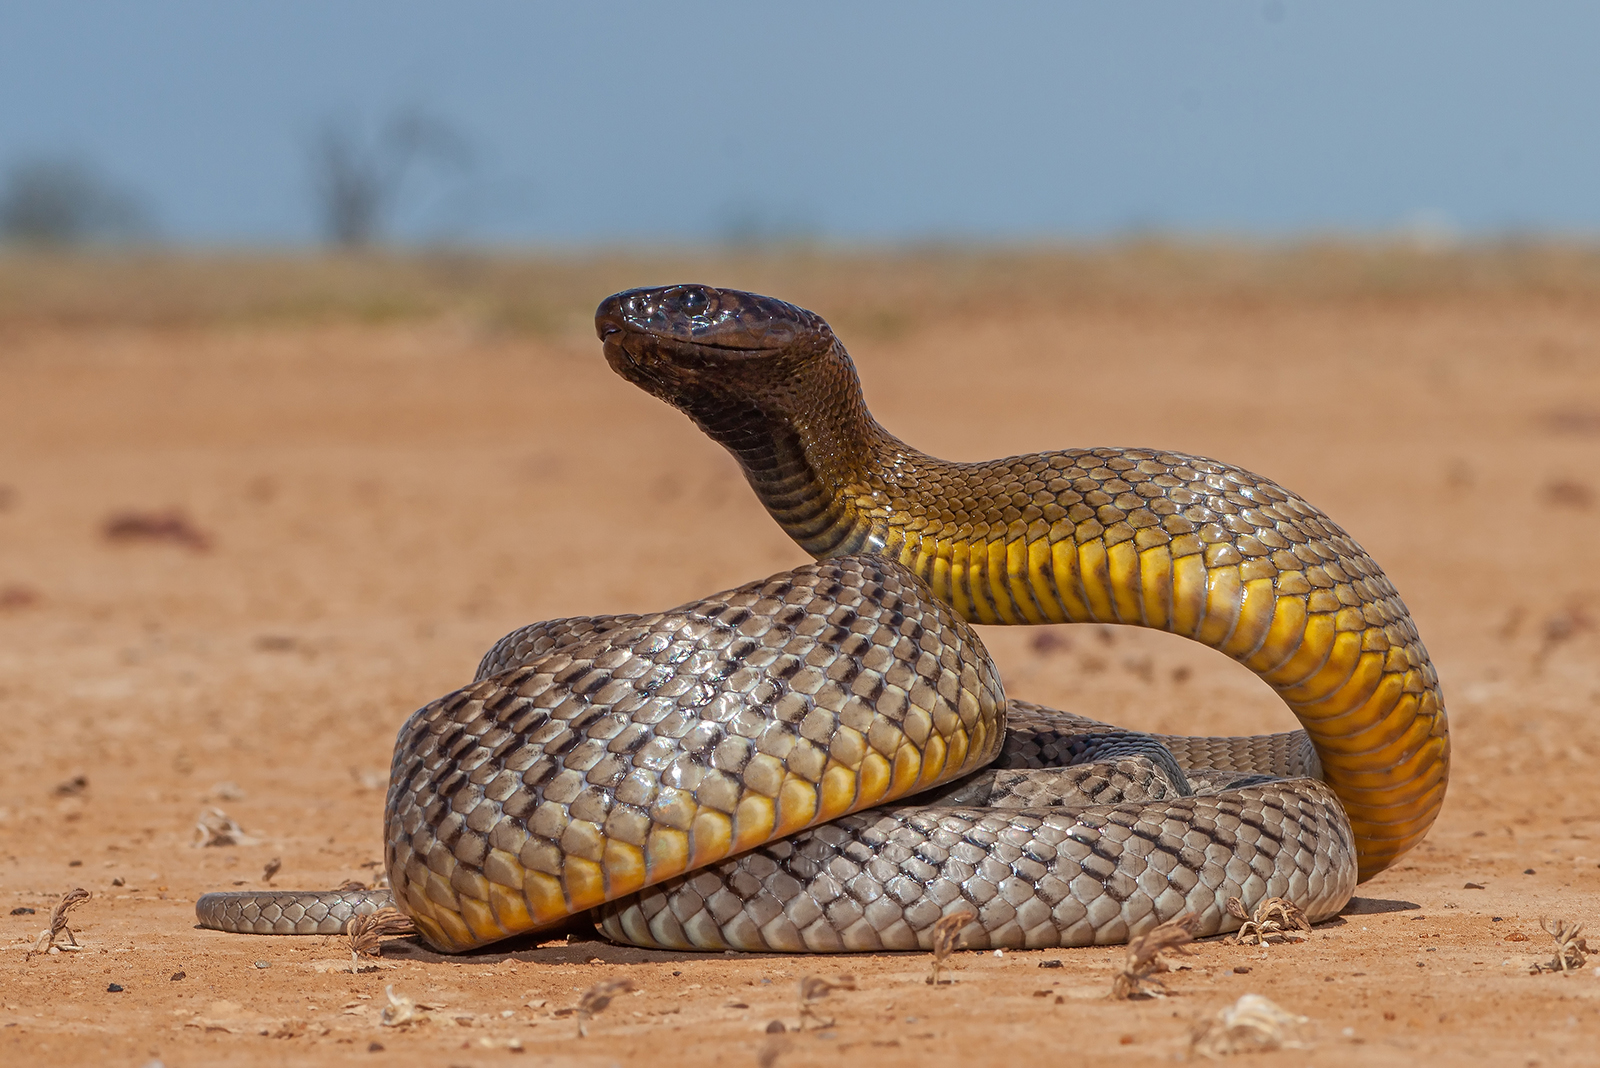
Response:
[196,284,1448,954]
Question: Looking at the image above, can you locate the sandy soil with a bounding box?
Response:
[3,255,1600,1066]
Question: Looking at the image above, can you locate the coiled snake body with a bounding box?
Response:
[197,286,1448,953]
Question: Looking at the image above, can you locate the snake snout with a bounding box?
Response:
[595,285,724,342]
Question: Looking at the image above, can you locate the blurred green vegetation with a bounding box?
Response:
[4,241,1600,336]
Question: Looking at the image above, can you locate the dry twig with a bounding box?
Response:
[348,907,416,971]
[927,908,976,986]
[192,806,262,847]
[1530,916,1590,973]
[575,978,636,1037]
[797,974,856,1030]
[1226,897,1311,945]
[1189,993,1312,1057]
[28,887,90,956]
[102,509,213,551]
[1111,912,1197,1000]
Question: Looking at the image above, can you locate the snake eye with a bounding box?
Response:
[675,287,713,318]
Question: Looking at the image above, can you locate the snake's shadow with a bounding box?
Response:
[1341,897,1422,916]
[379,920,786,965]
[376,897,1420,964]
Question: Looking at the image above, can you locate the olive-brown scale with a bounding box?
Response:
[597,284,1449,882]
[384,558,1006,951]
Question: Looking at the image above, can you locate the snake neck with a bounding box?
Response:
[687,348,920,558]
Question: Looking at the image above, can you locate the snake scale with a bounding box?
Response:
[197,285,1448,953]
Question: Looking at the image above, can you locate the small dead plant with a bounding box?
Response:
[1226,896,1310,945]
[1189,993,1312,1057]
[575,978,636,1037]
[1530,916,1590,974]
[927,908,976,986]
[797,974,856,1030]
[1111,912,1197,1000]
[379,984,434,1027]
[28,888,90,957]
[193,807,262,847]
[348,907,416,972]
[757,1033,789,1068]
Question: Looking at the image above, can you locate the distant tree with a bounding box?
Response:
[0,158,150,245]
[310,108,471,247]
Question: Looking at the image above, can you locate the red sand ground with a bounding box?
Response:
[3,256,1600,1065]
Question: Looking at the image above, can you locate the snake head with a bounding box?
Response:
[596,285,841,411]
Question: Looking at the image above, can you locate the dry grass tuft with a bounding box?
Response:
[28,887,90,956]
[1189,994,1312,1057]
[1226,897,1311,945]
[348,907,416,972]
[575,978,637,1037]
[13,245,1600,335]
[192,806,262,847]
[797,974,857,1030]
[927,908,977,986]
[1111,912,1197,1000]
[1529,917,1590,974]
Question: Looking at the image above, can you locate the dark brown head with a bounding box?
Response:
[595,285,859,439]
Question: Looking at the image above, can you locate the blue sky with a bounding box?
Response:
[3,1,1598,244]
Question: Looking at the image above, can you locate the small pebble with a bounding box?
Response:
[170,971,186,982]
[367,1042,384,1052]
[765,1020,786,1033]
[10,907,35,915]
[1038,960,1063,969]
[1233,965,1252,974]
[254,960,271,969]
[107,983,124,993]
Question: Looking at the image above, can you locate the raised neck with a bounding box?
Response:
[684,350,903,556]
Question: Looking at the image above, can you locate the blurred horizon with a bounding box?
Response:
[3,2,1600,247]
